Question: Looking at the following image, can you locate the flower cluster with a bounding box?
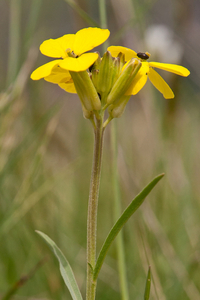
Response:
[31,27,190,122]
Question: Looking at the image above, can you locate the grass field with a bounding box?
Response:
[0,0,200,299]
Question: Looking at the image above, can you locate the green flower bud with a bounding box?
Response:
[98,51,115,96]
[90,52,101,92]
[91,69,99,92]
[117,52,125,72]
[110,57,121,87]
[89,52,101,72]
[108,95,130,118]
[107,58,141,105]
[109,53,125,91]
[70,70,101,112]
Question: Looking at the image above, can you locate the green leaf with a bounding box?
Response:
[144,266,151,300]
[93,173,164,280]
[36,231,83,300]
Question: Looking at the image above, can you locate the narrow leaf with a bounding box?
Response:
[64,0,99,27]
[144,266,151,300]
[36,231,83,300]
[93,173,164,280]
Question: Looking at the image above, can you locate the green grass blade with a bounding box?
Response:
[110,121,129,300]
[93,173,164,280]
[144,266,151,300]
[36,231,83,300]
[0,105,58,184]
[7,0,21,86]
[64,0,99,27]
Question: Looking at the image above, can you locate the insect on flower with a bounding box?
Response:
[137,52,150,60]
[108,46,190,99]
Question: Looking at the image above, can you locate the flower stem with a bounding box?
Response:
[86,116,104,300]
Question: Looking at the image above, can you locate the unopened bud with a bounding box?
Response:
[117,52,125,72]
[91,69,99,91]
[98,51,115,96]
[110,57,121,87]
[109,53,125,89]
[108,95,130,118]
[107,58,141,105]
[89,52,101,72]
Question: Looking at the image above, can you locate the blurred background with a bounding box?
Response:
[0,0,200,299]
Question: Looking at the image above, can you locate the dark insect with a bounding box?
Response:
[137,52,150,60]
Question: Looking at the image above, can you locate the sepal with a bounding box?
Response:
[70,70,101,112]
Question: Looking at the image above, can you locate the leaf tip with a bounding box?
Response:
[35,230,42,235]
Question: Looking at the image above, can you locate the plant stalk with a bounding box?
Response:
[86,117,104,300]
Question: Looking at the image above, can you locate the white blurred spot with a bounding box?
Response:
[144,25,183,64]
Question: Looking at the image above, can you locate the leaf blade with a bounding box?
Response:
[93,173,164,280]
[36,231,83,300]
[144,266,151,300]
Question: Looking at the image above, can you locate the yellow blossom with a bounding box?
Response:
[107,46,190,99]
[30,27,110,81]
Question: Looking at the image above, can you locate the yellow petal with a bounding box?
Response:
[40,34,75,58]
[107,46,137,61]
[149,62,190,77]
[30,60,61,80]
[125,62,149,95]
[44,66,72,83]
[58,82,77,94]
[73,27,110,56]
[148,68,174,99]
[59,53,98,72]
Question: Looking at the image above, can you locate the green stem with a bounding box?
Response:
[111,120,130,300]
[86,117,104,300]
[98,0,108,51]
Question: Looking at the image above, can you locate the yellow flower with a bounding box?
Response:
[30,27,110,83]
[107,46,190,99]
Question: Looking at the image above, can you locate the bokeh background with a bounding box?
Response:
[0,0,200,299]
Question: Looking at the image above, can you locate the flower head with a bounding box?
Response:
[107,46,190,99]
[31,28,110,81]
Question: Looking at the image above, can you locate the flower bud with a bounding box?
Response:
[98,51,115,96]
[117,52,125,72]
[70,70,101,112]
[108,95,130,118]
[91,69,99,91]
[107,58,141,105]
[89,52,101,72]
[110,57,120,87]
[90,52,101,91]
[108,53,125,92]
